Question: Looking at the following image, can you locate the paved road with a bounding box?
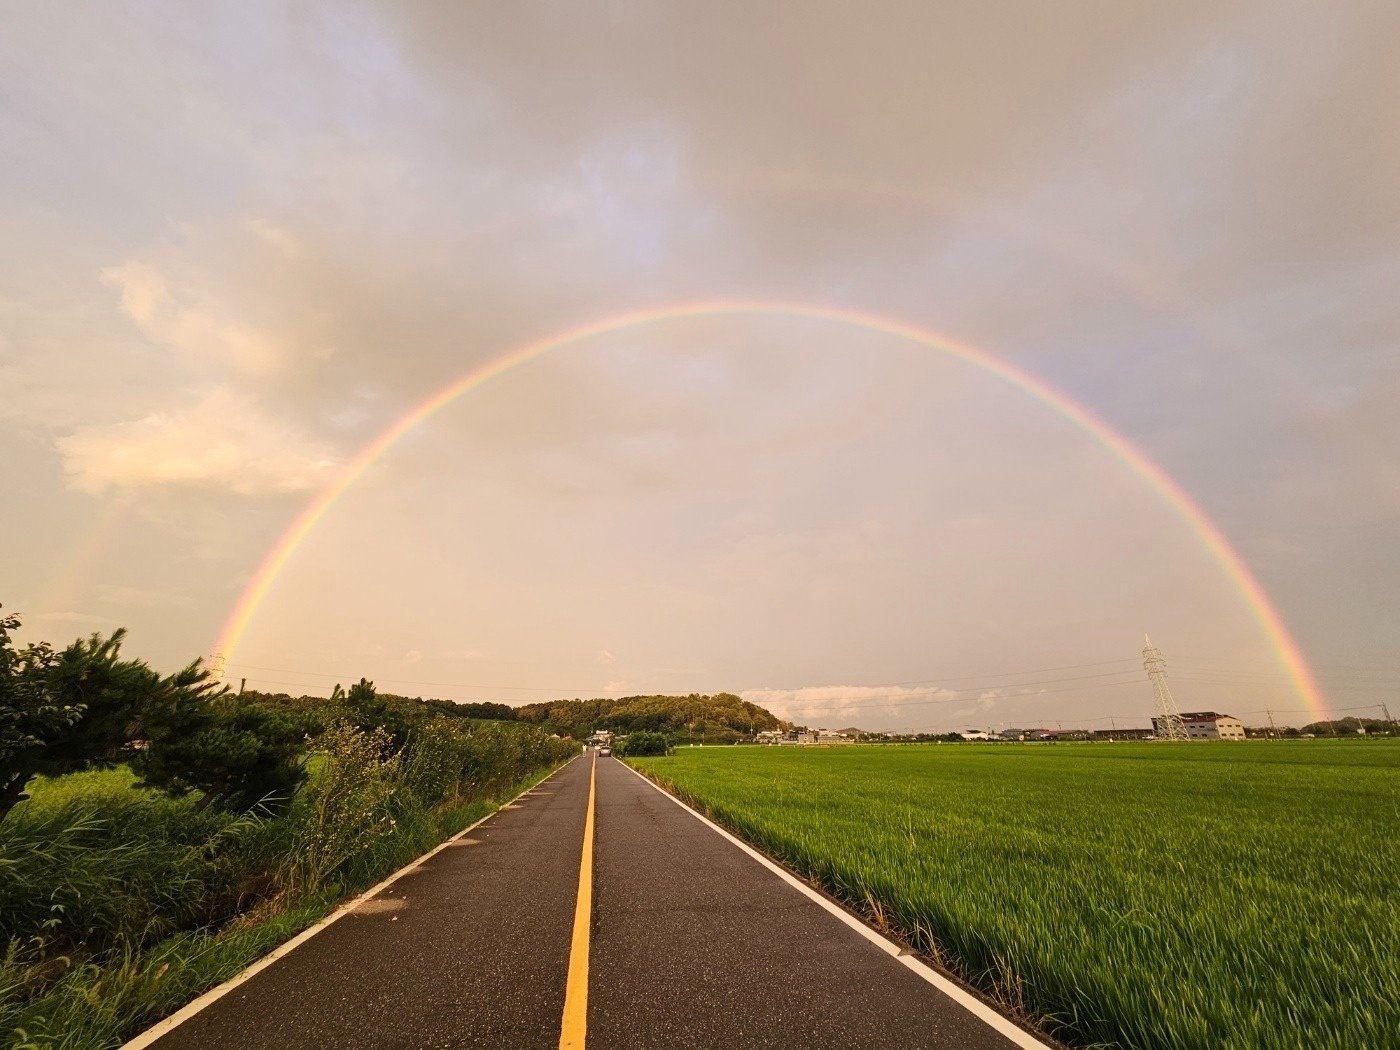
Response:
[141,760,590,1049]
[133,753,1044,1049]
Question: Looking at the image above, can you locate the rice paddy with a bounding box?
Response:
[631,741,1399,1050]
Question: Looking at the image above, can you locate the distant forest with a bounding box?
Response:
[242,688,790,744]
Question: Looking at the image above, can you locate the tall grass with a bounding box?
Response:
[632,741,1400,1050]
[0,720,577,1049]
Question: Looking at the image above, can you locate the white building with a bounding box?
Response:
[1177,711,1246,740]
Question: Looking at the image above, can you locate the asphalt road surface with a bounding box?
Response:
[131,753,1046,1049]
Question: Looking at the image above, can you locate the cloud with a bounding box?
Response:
[56,388,339,495]
[101,261,287,376]
[404,649,423,664]
[94,584,193,608]
[744,684,1010,732]
[595,648,616,665]
[244,218,301,256]
[743,684,960,726]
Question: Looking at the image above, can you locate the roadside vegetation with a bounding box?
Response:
[0,606,578,1049]
[631,741,1400,1050]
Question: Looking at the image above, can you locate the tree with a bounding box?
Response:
[0,607,81,818]
[0,615,225,821]
[333,678,409,748]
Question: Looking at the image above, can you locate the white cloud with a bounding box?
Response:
[56,388,339,495]
[101,260,285,376]
[595,648,616,665]
[403,649,423,664]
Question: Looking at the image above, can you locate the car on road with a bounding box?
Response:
[598,746,612,757]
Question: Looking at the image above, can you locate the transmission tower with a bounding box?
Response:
[1143,635,1188,741]
[206,650,227,685]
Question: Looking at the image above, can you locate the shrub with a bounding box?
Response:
[401,717,474,808]
[282,723,401,893]
[133,695,313,813]
[618,730,671,757]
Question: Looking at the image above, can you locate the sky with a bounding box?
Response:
[2,1,1397,733]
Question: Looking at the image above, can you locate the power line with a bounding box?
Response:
[757,669,1147,705]
[1173,663,1400,683]
[233,673,1390,732]
[225,658,1391,726]
[224,662,604,694]
[857,658,1139,687]
[236,672,1148,711]
[225,655,1144,697]
[766,677,1147,715]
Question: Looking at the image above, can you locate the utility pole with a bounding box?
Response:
[1382,702,1395,736]
[1267,709,1279,740]
[1143,635,1188,741]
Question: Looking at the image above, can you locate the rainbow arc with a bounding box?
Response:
[212,301,1327,719]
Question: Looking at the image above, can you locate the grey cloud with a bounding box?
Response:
[2,2,1396,726]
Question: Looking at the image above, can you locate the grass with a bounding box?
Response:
[631,741,1400,1050]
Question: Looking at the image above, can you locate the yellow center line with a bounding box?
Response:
[559,753,597,1049]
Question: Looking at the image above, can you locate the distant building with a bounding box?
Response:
[1093,727,1155,741]
[959,729,993,741]
[1036,728,1091,741]
[1154,711,1245,740]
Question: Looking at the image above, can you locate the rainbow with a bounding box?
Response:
[213,300,1328,717]
[36,495,132,619]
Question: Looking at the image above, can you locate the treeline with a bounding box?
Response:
[1294,716,1397,737]
[227,689,788,747]
[0,606,578,1046]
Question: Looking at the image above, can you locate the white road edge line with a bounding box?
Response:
[618,760,1054,1050]
[122,756,581,1050]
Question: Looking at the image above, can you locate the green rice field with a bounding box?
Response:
[631,741,1399,1050]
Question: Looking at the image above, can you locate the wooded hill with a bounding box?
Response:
[515,693,789,741]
